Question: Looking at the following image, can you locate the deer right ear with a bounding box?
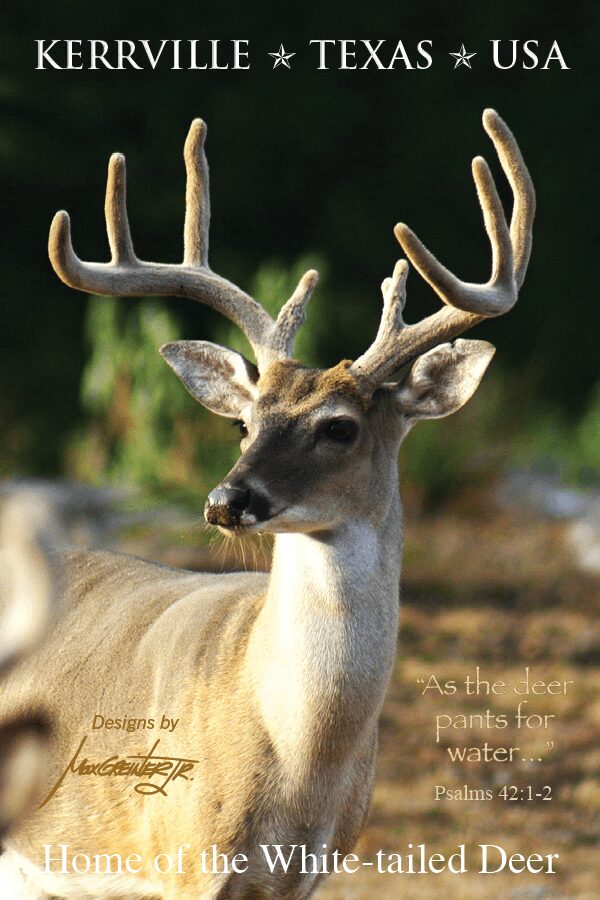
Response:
[160,341,259,418]
[394,339,495,420]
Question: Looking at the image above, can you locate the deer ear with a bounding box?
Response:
[395,339,495,420]
[160,341,259,418]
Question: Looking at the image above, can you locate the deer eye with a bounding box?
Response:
[320,418,358,443]
[232,419,248,439]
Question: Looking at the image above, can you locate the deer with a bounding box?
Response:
[0,484,120,891]
[0,491,57,847]
[0,108,534,899]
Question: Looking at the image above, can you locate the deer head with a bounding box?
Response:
[49,110,534,534]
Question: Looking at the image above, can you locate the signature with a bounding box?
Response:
[40,737,199,807]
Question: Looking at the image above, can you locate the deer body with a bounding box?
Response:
[0,110,534,897]
[3,367,405,898]
[3,509,401,896]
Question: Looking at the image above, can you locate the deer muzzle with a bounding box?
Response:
[204,481,272,530]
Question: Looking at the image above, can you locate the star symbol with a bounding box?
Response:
[269,44,295,69]
[449,44,477,69]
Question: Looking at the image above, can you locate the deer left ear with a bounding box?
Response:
[160,340,259,418]
[394,339,495,420]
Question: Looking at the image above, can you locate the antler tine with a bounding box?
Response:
[351,109,535,389]
[269,269,320,357]
[183,118,210,268]
[49,120,279,369]
[349,260,409,386]
[105,152,136,266]
[375,259,409,343]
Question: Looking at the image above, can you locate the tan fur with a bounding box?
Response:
[0,538,390,898]
[257,360,368,412]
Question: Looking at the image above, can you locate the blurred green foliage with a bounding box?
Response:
[514,384,600,485]
[401,374,600,506]
[67,297,232,504]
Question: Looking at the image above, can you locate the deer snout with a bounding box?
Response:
[205,482,271,529]
[205,483,250,527]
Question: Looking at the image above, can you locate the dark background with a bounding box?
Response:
[1,2,597,477]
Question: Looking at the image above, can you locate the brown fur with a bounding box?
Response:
[257,360,369,414]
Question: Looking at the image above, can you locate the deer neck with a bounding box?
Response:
[246,486,402,772]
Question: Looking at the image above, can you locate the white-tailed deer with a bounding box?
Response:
[0,484,118,885]
[0,492,57,845]
[0,109,534,898]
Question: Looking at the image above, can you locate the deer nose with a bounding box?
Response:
[204,483,251,526]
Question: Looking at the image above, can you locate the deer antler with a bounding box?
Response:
[49,120,318,371]
[350,109,535,390]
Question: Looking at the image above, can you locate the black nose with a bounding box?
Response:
[205,483,251,526]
